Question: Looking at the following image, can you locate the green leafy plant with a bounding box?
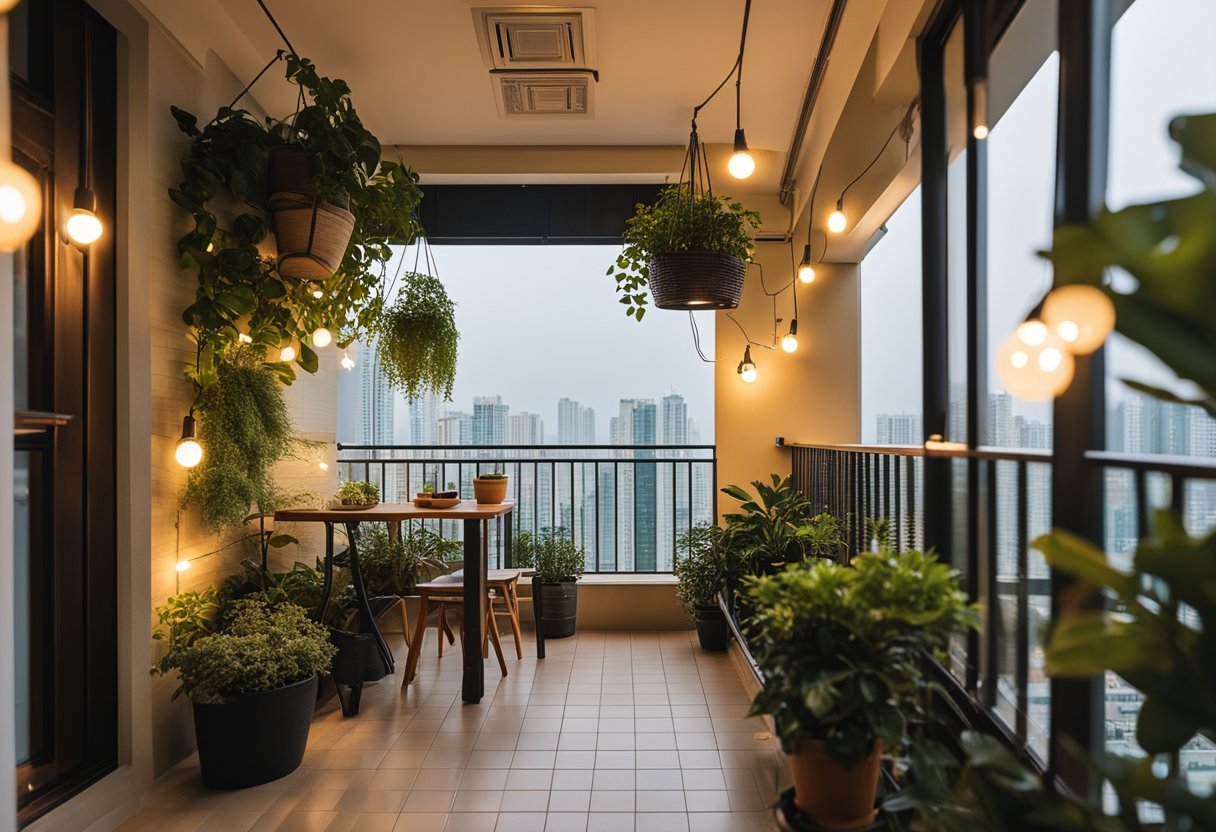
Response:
[182,350,309,532]
[1045,111,1216,416]
[219,559,324,613]
[169,53,423,389]
[154,595,335,703]
[152,588,220,676]
[375,271,459,402]
[674,524,729,616]
[607,184,761,320]
[335,480,380,505]
[354,522,459,597]
[477,471,506,480]
[746,550,976,767]
[422,483,435,494]
[514,528,586,584]
[721,475,843,576]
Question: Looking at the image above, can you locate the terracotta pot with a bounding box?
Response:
[787,738,882,829]
[473,476,508,504]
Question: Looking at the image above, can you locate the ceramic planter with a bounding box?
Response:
[473,476,508,504]
[191,674,318,789]
[693,603,729,651]
[786,738,882,829]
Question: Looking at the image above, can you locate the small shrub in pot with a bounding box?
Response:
[673,524,731,651]
[514,527,585,638]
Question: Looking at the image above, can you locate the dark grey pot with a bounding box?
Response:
[539,581,578,639]
[693,604,730,651]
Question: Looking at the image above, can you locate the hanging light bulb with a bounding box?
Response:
[781,320,799,353]
[737,345,757,383]
[65,187,103,246]
[280,341,297,363]
[237,332,253,344]
[971,78,989,140]
[1042,284,1115,355]
[312,327,333,348]
[340,350,356,371]
[0,161,42,252]
[312,289,324,299]
[728,128,755,180]
[175,414,203,468]
[827,198,847,234]
[996,318,1075,401]
[797,245,815,284]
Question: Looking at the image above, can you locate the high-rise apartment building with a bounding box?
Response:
[509,412,544,445]
[631,400,658,572]
[472,396,509,446]
[876,413,922,445]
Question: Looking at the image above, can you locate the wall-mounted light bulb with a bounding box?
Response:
[340,351,356,371]
[728,128,755,180]
[781,319,799,353]
[318,461,329,472]
[312,327,332,348]
[797,245,815,284]
[737,345,757,383]
[280,342,297,363]
[996,318,1075,400]
[0,161,42,252]
[175,560,191,573]
[65,187,103,246]
[827,199,847,234]
[1041,284,1115,355]
[175,414,203,468]
[971,78,989,140]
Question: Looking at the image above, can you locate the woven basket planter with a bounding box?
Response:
[648,251,746,310]
[269,192,355,281]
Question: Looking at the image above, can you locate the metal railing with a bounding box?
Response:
[790,442,1216,769]
[336,444,717,574]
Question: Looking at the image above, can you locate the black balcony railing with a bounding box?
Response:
[336,444,717,575]
[790,442,1216,776]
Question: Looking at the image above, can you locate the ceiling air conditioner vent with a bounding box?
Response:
[494,71,594,119]
[473,7,597,70]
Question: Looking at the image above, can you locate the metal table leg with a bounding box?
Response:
[314,522,335,623]
[345,521,394,679]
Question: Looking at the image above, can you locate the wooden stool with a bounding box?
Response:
[487,570,525,660]
[402,581,507,686]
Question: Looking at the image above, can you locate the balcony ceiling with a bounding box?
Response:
[146,0,830,192]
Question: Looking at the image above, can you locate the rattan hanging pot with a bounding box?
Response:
[648,250,747,310]
[269,192,355,281]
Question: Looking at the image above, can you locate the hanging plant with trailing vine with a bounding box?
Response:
[376,270,459,402]
[169,52,424,392]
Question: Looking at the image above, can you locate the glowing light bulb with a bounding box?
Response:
[318,461,329,471]
[340,351,356,371]
[1042,284,1115,354]
[0,161,42,252]
[280,343,297,362]
[312,327,332,348]
[781,319,799,353]
[312,289,324,299]
[827,200,847,234]
[971,78,989,140]
[996,323,1075,401]
[65,187,103,246]
[175,414,203,468]
[175,560,191,573]
[797,245,815,284]
[737,345,757,383]
[728,128,755,180]
[237,332,253,344]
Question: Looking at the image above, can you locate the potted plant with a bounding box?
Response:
[721,475,844,585]
[376,270,459,403]
[607,183,761,318]
[353,523,458,599]
[473,469,509,505]
[674,524,731,651]
[335,479,380,508]
[514,528,585,638]
[153,595,335,789]
[746,549,975,828]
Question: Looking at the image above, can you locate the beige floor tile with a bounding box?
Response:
[445,812,499,831]
[586,812,634,832]
[452,789,505,812]
[391,811,449,832]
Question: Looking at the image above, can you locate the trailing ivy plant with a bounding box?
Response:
[182,349,311,532]
[375,271,459,402]
[607,184,761,320]
[169,52,423,390]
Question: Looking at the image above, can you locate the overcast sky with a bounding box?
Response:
[860,0,1216,443]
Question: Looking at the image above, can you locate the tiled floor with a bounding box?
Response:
[118,630,787,832]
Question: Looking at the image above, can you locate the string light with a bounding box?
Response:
[65,188,103,246]
[797,245,815,284]
[996,318,1075,400]
[0,161,41,251]
[1041,284,1115,355]
[318,461,329,471]
[237,332,253,344]
[340,350,356,371]
[827,199,847,234]
[280,342,297,363]
[737,345,757,383]
[175,560,191,573]
[781,319,799,353]
[175,414,203,468]
[728,129,755,180]
[312,289,324,299]
[971,79,990,140]
[65,24,104,248]
[311,327,332,348]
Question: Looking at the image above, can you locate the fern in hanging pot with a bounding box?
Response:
[375,271,459,402]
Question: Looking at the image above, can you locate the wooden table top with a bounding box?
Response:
[275,500,516,523]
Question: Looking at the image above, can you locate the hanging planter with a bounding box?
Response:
[608,125,760,319]
[269,192,356,280]
[375,258,459,403]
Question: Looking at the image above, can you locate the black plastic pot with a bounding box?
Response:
[693,604,730,651]
[328,628,372,716]
[192,674,318,789]
[538,581,578,639]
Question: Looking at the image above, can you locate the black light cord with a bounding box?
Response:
[692,0,752,123]
[734,0,752,131]
[228,51,284,110]
[255,0,298,57]
[838,119,902,207]
[804,162,823,249]
[79,21,92,191]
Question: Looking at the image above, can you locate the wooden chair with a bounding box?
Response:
[402,580,508,686]
[442,568,525,660]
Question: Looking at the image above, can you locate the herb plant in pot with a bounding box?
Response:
[745,550,975,829]
[473,470,508,505]
[335,479,379,508]
[153,595,335,788]
[515,528,585,638]
[674,524,731,651]
[607,183,761,317]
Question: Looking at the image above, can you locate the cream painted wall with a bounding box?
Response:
[714,242,860,507]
